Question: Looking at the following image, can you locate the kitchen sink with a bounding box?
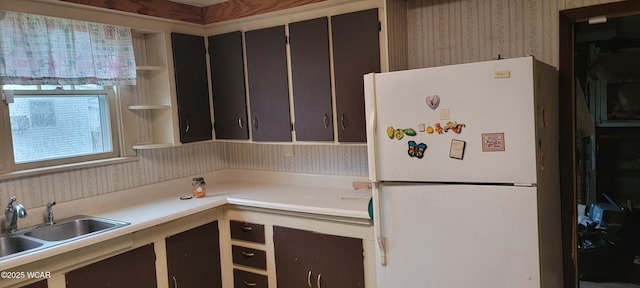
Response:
[0,235,43,258]
[25,216,127,242]
[0,215,129,261]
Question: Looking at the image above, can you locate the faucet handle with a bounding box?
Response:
[46,201,56,225]
[6,196,17,212]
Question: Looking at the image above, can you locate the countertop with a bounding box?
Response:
[0,169,372,271]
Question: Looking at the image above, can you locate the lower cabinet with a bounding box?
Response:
[233,269,268,288]
[273,226,365,288]
[19,280,47,288]
[166,221,222,288]
[65,244,157,288]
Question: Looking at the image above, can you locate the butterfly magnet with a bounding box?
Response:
[407,141,427,159]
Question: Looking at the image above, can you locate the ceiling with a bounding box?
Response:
[168,0,228,7]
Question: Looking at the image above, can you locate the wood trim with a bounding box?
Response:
[558,2,640,288]
[59,0,332,24]
[558,11,576,288]
[202,0,327,23]
[560,1,640,21]
[60,0,203,24]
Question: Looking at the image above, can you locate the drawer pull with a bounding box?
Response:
[241,251,255,257]
[244,281,257,287]
[172,275,178,288]
[307,271,312,288]
[317,274,322,288]
[241,225,253,232]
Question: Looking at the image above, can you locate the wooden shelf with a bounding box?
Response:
[127,104,171,110]
[132,143,175,150]
[136,65,166,71]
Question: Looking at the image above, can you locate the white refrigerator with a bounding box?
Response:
[364,56,564,288]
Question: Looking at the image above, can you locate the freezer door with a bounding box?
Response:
[365,57,547,184]
[375,183,542,288]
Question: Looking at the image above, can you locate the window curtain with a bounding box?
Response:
[0,11,136,86]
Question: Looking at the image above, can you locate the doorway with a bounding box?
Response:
[560,2,640,288]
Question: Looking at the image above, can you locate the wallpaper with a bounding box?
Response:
[402,0,624,70]
[0,143,368,208]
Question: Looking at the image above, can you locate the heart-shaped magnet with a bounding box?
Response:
[426,95,440,110]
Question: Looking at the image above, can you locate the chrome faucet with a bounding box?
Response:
[46,201,56,225]
[5,196,27,233]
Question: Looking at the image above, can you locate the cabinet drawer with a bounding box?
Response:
[233,269,268,288]
[230,220,265,243]
[232,245,267,270]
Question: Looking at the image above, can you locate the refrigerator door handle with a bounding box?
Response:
[372,183,387,266]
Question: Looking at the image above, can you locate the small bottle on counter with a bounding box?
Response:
[192,177,206,198]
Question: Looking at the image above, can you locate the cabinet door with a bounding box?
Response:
[66,244,157,288]
[171,33,213,143]
[273,226,365,288]
[311,230,365,288]
[331,9,381,142]
[289,17,333,141]
[245,26,292,142]
[166,221,222,288]
[273,226,318,288]
[208,31,249,140]
[20,280,47,288]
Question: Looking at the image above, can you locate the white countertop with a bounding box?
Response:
[0,169,372,271]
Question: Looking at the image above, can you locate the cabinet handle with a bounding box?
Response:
[241,251,255,257]
[238,117,244,129]
[252,117,259,130]
[340,114,346,129]
[241,225,253,232]
[307,271,312,288]
[244,281,257,287]
[317,274,322,288]
[185,119,190,133]
[172,275,178,288]
[323,114,329,128]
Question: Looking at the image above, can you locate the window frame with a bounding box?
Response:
[0,86,131,176]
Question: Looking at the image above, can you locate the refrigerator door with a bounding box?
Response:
[375,183,541,288]
[365,56,544,184]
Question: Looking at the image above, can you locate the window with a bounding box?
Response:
[1,85,125,174]
[0,11,137,177]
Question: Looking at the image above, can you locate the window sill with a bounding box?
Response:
[0,156,139,181]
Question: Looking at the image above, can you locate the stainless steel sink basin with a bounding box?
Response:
[0,235,43,258]
[25,217,127,242]
[0,215,129,261]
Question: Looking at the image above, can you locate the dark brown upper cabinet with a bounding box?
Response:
[171,33,213,143]
[331,8,381,142]
[289,17,334,141]
[208,31,249,140]
[245,25,292,142]
[166,221,222,288]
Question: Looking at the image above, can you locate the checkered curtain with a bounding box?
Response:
[0,11,136,86]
